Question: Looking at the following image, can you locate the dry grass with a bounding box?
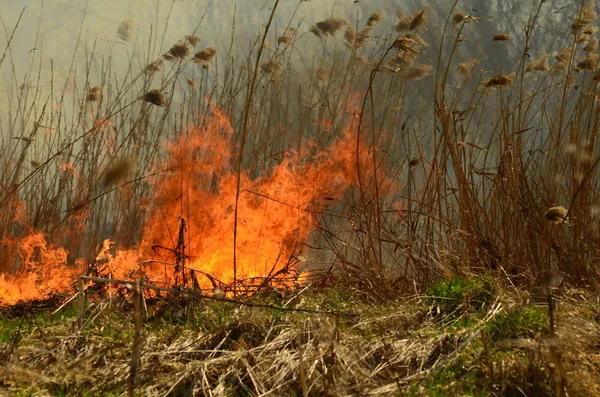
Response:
[0,1,600,393]
[0,285,598,395]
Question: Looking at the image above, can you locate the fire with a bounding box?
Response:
[0,233,79,305]
[1,105,386,304]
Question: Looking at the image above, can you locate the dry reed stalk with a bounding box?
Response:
[128,279,143,397]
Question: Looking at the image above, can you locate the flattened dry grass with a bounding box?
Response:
[0,283,598,396]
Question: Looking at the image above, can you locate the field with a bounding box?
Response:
[0,0,599,395]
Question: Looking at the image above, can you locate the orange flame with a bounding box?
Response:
[0,233,79,305]
[1,105,390,304]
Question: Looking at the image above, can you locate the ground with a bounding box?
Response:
[0,276,599,396]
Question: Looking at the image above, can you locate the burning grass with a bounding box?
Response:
[1,1,600,393]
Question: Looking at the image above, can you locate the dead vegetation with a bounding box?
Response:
[0,0,600,394]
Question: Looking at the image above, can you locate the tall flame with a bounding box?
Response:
[1,106,385,304]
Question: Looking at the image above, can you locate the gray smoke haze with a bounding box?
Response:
[0,0,588,147]
[0,0,578,81]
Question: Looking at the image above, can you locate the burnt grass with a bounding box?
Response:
[0,277,599,396]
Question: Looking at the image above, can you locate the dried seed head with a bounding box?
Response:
[187,78,196,87]
[408,33,428,47]
[396,6,432,32]
[555,48,573,64]
[526,54,551,72]
[117,19,134,42]
[366,12,383,27]
[584,37,599,53]
[456,59,479,76]
[409,6,432,31]
[310,26,324,38]
[313,18,348,36]
[571,0,596,34]
[344,27,357,46]
[167,40,191,59]
[388,52,417,69]
[577,54,599,70]
[405,64,431,80]
[87,86,102,102]
[453,12,466,25]
[545,205,569,224]
[192,47,217,66]
[102,158,135,188]
[391,36,420,53]
[485,73,513,87]
[493,33,509,41]
[145,60,164,74]
[346,28,372,49]
[142,89,166,106]
[316,67,329,82]
[278,28,296,46]
[261,59,282,74]
[185,34,200,46]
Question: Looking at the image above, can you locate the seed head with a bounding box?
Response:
[571,0,596,35]
[577,54,599,70]
[117,19,134,42]
[102,158,135,188]
[167,40,191,60]
[313,18,348,37]
[456,59,479,76]
[405,64,431,80]
[142,89,166,107]
[366,12,383,27]
[545,205,569,224]
[526,54,551,72]
[493,33,509,41]
[484,73,513,88]
[145,60,164,74]
[192,47,217,66]
[87,86,102,102]
[185,34,200,46]
[452,12,466,25]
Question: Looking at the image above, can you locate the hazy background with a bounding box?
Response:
[0,0,577,88]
